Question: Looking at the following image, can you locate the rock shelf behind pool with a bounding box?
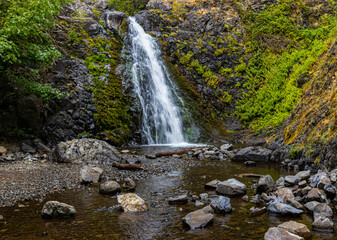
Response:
[216,178,247,197]
[41,201,76,219]
[54,138,123,164]
[182,206,214,230]
[233,147,272,162]
[117,193,149,212]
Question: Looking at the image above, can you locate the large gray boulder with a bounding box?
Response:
[216,178,247,197]
[54,138,123,164]
[182,206,214,230]
[41,201,76,219]
[233,147,272,162]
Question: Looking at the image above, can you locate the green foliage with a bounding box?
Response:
[236,0,337,131]
[107,0,148,15]
[179,51,194,65]
[219,67,233,77]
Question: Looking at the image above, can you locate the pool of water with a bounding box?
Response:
[0,148,336,239]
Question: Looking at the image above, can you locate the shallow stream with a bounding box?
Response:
[0,146,336,239]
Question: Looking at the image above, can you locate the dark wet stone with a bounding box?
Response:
[257,175,276,194]
[298,180,307,188]
[209,195,232,213]
[99,181,121,195]
[41,201,76,219]
[168,194,189,204]
[244,161,256,167]
[285,175,300,187]
[182,206,214,230]
[123,177,136,191]
[216,178,247,197]
[233,147,272,162]
[250,206,267,217]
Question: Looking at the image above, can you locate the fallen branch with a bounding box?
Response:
[155,147,210,157]
[112,163,143,170]
[237,173,264,178]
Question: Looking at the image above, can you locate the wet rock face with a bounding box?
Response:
[233,147,272,162]
[101,10,127,32]
[117,193,149,212]
[41,201,76,219]
[216,178,247,197]
[182,206,214,230]
[54,138,123,164]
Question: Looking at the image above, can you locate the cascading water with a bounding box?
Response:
[127,17,186,145]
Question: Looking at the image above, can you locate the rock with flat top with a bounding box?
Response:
[216,178,247,197]
[296,171,310,181]
[264,227,304,240]
[80,165,103,183]
[99,181,121,195]
[268,200,303,216]
[182,206,214,230]
[278,221,312,239]
[168,194,189,204]
[233,147,272,162]
[205,179,220,189]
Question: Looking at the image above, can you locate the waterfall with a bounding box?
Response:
[127,17,185,145]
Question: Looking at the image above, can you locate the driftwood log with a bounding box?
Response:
[112,163,143,170]
[237,173,264,178]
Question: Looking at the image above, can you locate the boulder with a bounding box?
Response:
[278,221,311,239]
[168,194,189,204]
[54,138,123,164]
[216,178,247,197]
[233,147,272,162]
[0,146,7,154]
[298,180,307,188]
[123,177,136,191]
[277,187,295,202]
[287,199,303,210]
[209,195,232,213]
[285,175,300,187]
[301,186,312,195]
[313,203,333,219]
[264,227,304,240]
[296,171,310,181]
[306,188,327,203]
[101,10,127,32]
[117,193,149,212]
[182,206,214,230]
[268,200,303,216]
[99,181,121,195]
[257,175,276,194]
[309,172,331,189]
[220,144,233,151]
[304,201,320,213]
[205,179,220,189]
[80,165,103,183]
[312,216,334,232]
[276,177,285,187]
[41,201,76,218]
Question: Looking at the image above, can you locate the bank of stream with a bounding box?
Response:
[0,146,336,239]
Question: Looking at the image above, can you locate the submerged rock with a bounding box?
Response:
[99,181,121,195]
[216,178,247,197]
[264,227,304,240]
[80,165,103,183]
[54,138,122,164]
[250,207,267,217]
[209,195,232,213]
[182,206,214,230]
[168,194,189,204]
[41,201,76,219]
[117,193,149,212]
[278,221,312,239]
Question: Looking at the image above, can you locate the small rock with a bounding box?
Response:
[121,150,130,154]
[242,195,249,201]
[244,161,256,167]
[209,195,232,213]
[199,193,208,201]
[268,200,303,216]
[99,181,121,195]
[0,215,3,220]
[41,201,76,219]
[216,178,247,197]
[285,175,300,187]
[306,188,327,203]
[301,186,311,195]
[220,144,233,151]
[182,206,214,230]
[257,175,276,194]
[264,227,304,240]
[287,199,303,210]
[276,177,285,187]
[304,201,320,213]
[21,142,36,153]
[295,171,310,181]
[277,187,295,202]
[123,177,136,191]
[313,203,333,219]
[80,165,103,183]
[278,221,312,239]
[205,179,220,189]
[0,146,7,154]
[298,180,307,188]
[117,193,149,212]
[168,194,189,204]
[195,200,204,206]
[146,154,156,159]
[312,216,334,232]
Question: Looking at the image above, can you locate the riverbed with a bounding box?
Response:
[0,146,336,239]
